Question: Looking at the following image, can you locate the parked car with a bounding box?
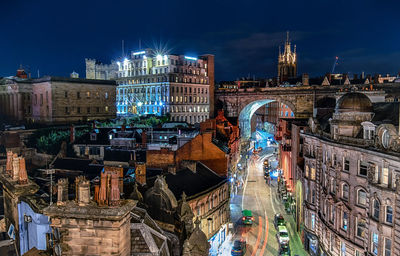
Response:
[277,225,290,244]
[242,209,254,225]
[278,243,291,255]
[274,213,286,229]
[231,240,246,256]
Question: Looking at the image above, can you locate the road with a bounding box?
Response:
[223,145,308,256]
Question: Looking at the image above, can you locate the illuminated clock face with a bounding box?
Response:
[382,129,390,149]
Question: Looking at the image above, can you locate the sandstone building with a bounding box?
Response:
[278,32,297,82]
[301,92,400,256]
[0,74,116,124]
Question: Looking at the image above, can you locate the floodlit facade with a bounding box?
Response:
[115,49,214,124]
[278,32,297,82]
[301,92,400,256]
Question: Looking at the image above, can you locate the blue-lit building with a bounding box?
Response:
[115,48,214,124]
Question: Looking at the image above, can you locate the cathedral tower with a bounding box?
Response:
[278,31,297,82]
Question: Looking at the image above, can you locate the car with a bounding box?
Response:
[274,214,286,229]
[278,243,291,255]
[277,225,290,244]
[242,209,254,225]
[231,240,246,256]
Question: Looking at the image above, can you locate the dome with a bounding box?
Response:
[336,92,373,113]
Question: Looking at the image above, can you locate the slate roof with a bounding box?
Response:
[164,162,226,200]
[372,102,399,126]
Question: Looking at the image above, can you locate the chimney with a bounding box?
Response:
[94,182,100,203]
[302,73,309,86]
[70,125,75,143]
[12,154,20,181]
[18,157,28,184]
[6,151,13,176]
[77,179,90,206]
[57,178,69,205]
[135,163,146,185]
[141,131,147,148]
[74,176,85,203]
[109,171,120,206]
[98,171,108,206]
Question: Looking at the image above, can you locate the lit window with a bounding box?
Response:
[372,232,379,255]
[356,218,366,237]
[382,167,389,185]
[342,211,348,231]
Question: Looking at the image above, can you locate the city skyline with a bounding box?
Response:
[1,0,400,81]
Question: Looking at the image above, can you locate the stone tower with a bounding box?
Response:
[278,31,297,82]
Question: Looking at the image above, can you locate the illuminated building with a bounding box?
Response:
[115,49,214,123]
[278,32,297,82]
[301,92,400,255]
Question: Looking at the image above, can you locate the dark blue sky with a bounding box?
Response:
[1,0,399,81]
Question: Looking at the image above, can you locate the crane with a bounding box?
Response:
[331,56,339,73]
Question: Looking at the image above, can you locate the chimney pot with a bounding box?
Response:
[57,178,69,205]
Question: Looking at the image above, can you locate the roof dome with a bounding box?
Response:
[336,92,373,113]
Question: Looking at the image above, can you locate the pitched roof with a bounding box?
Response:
[164,162,226,200]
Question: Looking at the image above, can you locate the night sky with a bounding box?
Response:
[1,0,399,81]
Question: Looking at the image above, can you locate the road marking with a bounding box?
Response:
[251,216,263,256]
[259,215,269,256]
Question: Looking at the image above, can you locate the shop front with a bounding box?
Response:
[208,224,227,256]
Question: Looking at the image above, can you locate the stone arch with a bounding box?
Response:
[238,97,296,139]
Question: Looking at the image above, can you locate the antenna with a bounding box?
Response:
[122,40,125,57]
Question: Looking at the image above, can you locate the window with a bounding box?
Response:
[96,107,100,113]
[331,178,336,195]
[105,92,108,99]
[357,189,367,206]
[341,242,346,256]
[105,106,109,112]
[382,167,389,185]
[311,213,315,230]
[310,167,316,180]
[65,107,69,114]
[359,161,368,176]
[40,94,43,105]
[77,107,81,114]
[64,91,68,98]
[342,211,348,231]
[373,199,380,220]
[342,183,349,200]
[372,232,378,255]
[386,206,393,224]
[385,238,392,256]
[343,157,349,172]
[77,92,81,99]
[87,107,90,113]
[356,218,366,237]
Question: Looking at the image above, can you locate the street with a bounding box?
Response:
[223,143,307,256]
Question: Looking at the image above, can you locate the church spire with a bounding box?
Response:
[286,31,290,43]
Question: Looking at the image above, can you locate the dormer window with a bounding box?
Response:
[361,121,375,140]
[90,133,97,141]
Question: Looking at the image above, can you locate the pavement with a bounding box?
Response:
[221,144,308,256]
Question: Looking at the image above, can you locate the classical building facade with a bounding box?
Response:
[278,32,297,82]
[0,75,116,124]
[301,92,400,256]
[113,49,214,123]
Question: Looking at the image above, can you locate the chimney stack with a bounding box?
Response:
[18,157,28,184]
[302,73,309,86]
[12,153,20,181]
[77,179,90,206]
[98,171,108,206]
[57,178,69,205]
[109,171,120,206]
[6,151,13,176]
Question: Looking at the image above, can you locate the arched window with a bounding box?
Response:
[357,189,367,206]
[386,205,393,224]
[373,199,380,220]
